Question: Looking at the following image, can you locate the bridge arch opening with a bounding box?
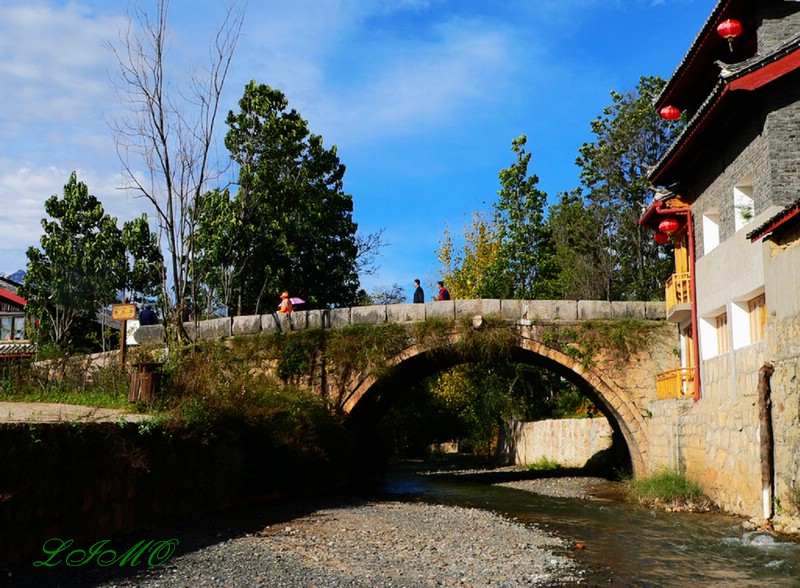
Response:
[343,337,642,478]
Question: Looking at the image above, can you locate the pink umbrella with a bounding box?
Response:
[290,297,305,305]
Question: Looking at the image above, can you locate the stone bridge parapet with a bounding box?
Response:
[134,299,666,345]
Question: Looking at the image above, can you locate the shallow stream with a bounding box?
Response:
[378,464,800,587]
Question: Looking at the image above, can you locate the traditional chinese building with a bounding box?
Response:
[639,0,800,517]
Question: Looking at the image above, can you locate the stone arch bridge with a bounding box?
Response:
[135,299,677,475]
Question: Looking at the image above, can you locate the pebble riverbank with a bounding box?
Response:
[9,476,602,588]
[98,500,584,588]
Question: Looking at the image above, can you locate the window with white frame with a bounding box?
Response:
[731,290,766,349]
[715,312,729,354]
[703,211,720,253]
[699,313,722,359]
[748,294,766,343]
[734,174,754,231]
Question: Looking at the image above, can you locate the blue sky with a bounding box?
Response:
[0,0,715,302]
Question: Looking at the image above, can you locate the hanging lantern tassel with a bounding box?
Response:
[717,19,742,52]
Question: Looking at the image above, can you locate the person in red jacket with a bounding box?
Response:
[437,281,451,300]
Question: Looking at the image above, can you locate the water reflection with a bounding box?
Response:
[378,466,800,587]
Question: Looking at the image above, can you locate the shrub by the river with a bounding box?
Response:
[526,457,562,471]
[628,470,703,503]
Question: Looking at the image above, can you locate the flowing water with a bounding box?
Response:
[378,464,800,587]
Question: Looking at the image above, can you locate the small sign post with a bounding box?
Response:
[111,303,137,365]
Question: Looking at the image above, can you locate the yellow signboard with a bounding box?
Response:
[111,303,137,321]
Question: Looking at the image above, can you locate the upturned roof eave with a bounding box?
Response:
[651,43,800,187]
[654,0,733,110]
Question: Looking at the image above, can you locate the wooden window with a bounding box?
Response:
[715,313,729,354]
[748,294,766,342]
[0,315,26,341]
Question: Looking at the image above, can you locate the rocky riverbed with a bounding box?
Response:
[10,476,599,588]
[98,500,584,588]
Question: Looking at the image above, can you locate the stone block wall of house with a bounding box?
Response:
[758,3,800,55]
[762,221,800,515]
[690,117,766,259]
[769,317,800,513]
[690,75,800,262]
[647,345,768,516]
[646,398,692,472]
[648,392,762,514]
[679,392,763,514]
[764,73,800,210]
[700,344,765,401]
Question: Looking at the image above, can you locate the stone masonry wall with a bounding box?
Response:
[763,222,800,515]
[690,114,766,260]
[509,418,613,468]
[758,2,800,55]
[769,316,800,514]
[765,71,800,210]
[647,346,768,516]
[646,398,693,473]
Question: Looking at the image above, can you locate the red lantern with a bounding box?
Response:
[654,231,670,244]
[659,106,681,121]
[717,19,742,51]
[658,218,680,234]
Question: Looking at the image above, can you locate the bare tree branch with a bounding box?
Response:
[106,0,243,335]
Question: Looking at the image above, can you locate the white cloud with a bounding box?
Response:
[0,2,123,134]
[330,28,514,143]
[0,2,129,272]
[235,2,520,146]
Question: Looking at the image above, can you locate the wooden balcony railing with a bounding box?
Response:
[656,367,695,400]
[665,272,691,314]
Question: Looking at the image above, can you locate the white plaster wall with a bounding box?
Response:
[695,225,764,323]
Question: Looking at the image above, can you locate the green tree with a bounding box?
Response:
[436,135,556,300]
[572,76,679,300]
[495,135,558,299]
[437,212,508,299]
[22,173,127,349]
[379,360,595,458]
[121,214,163,305]
[196,82,360,314]
[363,283,406,305]
[109,0,243,332]
[547,189,608,299]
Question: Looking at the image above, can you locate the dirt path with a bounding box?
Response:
[0,401,151,423]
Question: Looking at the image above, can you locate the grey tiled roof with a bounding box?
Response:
[747,198,800,240]
[716,32,800,78]
[654,0,728,106]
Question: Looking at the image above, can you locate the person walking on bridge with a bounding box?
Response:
[437,281,450,301]
[278,291,293,314]
[413,279,424,303]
